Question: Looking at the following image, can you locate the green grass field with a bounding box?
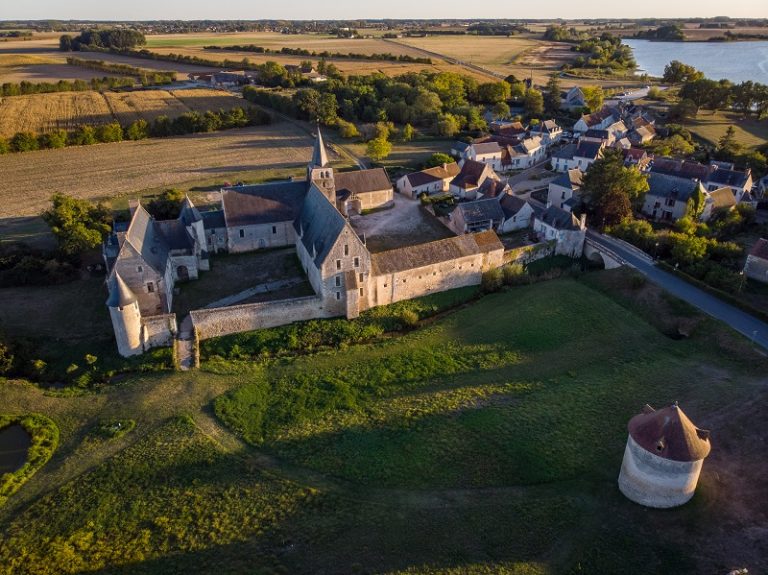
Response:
[0,273,766,574]
[685,110,768,149]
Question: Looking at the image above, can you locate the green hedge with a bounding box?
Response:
[0,414,59,506]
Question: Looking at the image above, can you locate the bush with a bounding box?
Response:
[69,125,97,146]
[399,309,419,328]
[0,138,8,154]
[37,130,68,149]
[10,132,39,152]
[125,119,150,140]
[337,118,359,139]
[502,263,529,286]
[95,122,123,143]
[481,268,503,293]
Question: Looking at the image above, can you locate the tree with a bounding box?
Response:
[95,122,123,143]
[544,75,561,114]
[476,81,511,104]
[401,123,415,142]
[10,132,39,153]
[126,119,150,141]
[366,137,392,162]
[492,101,510,120]
[581,86,604,112]
[716,126,742,161]
[738,150,767,178]
[69,125,97,146]
[523,89,544,117]
[59,35,73,52]
[38,130,68,149]
[423,153,454,168]
[42,193,112,255]
[337,119,359,139]
[435,113,461,138]
[662,61,702,85]
[0,138,8,154]
[316,93,339,125]
[671,99,698,121]
[147,189,185,220]
[669,232,708,265]
[582,148,649,226]
[646,134,695,157]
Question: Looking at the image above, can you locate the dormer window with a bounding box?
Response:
[137,265,143,273]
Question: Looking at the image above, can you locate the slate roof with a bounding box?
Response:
[750,238,768,260]
[294,186,348,267]
[222,181,308,227]
[531,120,560,134]
[707,167,751,189]
[580,108,615,128]
[628,403,711,462]
[123,204,170,273]
[202,209,226,230]
[405,163,460,188]
[155,219,194,251]
[473,141,504,155]
[371,230,503,275]
[708,187,737,210]
[334,168,391,196]
[551,169,583,191]
[106,272,137,308]
[452,140,471,152]
[477,178,508,198]
[583,129,610,140]
[311,127,329,168]
[575,140,603,160]
[647,172,700,202]
[651,158,712,181]
[457,198,505,224]
[538,205,582,231]
[451,160,491,190]
[499,194,529,218]
[553,143,577,160]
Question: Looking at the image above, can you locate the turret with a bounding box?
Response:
[307,126,335,202]
[618,403,711,508]
[106,272,143,357]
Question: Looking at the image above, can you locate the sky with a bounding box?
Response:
[1,0,765,21]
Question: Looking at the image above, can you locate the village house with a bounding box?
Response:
[533,206,587,257]
[451,140,472,161]
[489,120,526,135]
[704,163,753,202]
[529,120,563,146]
[547,169,584,212]
[581,129,614,145]
[449,160,501,200]
[466,141,505,172]
[551,140,604,173]
[573,108,617,134]
[641,172,706,222]
[498,195,536,233]
[700,187,737,222]
[504,136,546,170]
[563,86,586,109]
[622,147,651,170]
[396,162,461,198]
[444,198,506,235]
[743,238,768,284]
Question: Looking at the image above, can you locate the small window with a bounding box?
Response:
[354,257,360,268]
[433,272,436,276]
[344,244,349,256]
[403,278,407,283]
[239,229,245,238]
[336,259,341,270]
[359,287,364,296]
[335,275,341,287]
[384,283,388,288]
[359,273,364,282]
[272,226,277,234]
[336,292,341,300]
[147,282,154,293]
[137,265,143,273]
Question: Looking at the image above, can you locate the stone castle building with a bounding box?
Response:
[618,403,711,508]
[104,128,504,357]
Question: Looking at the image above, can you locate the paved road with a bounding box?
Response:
[588,230,768,351]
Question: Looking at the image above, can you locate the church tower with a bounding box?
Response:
[307,126,336,203]
[106,272,143,357]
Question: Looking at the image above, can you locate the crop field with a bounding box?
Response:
[0,274,766,574]
[0,88,244,137]
[0,121,315,219]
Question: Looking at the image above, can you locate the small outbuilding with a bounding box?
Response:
[618,403,711,508]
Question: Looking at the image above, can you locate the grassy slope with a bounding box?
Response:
[0,275,766,574]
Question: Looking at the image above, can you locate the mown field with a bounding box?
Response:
[0,273,766,574]
[0,88,244,137]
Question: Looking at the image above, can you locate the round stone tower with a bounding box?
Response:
[618,403,711,508]
[106,272,143,357]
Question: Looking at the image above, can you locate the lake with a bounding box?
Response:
[624,39,768,84]
[0,424,31,474]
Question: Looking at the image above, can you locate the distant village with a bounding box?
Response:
[103,87,767,360]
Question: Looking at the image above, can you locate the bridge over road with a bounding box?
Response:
[587,230,768,351]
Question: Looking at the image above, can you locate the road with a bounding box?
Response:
[588,230,768,351]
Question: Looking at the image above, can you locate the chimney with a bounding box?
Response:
[579,213,587,229]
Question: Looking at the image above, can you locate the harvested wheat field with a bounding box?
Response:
[102,90,190,125]
[0,122,313,218]
[0,88,245,137]
[0,91,114,136]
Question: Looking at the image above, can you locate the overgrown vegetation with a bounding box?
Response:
[204,44,433,64]
[0,76,134,97]
[0,414,59,507]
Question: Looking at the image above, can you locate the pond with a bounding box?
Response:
[0,424,32,474]
[624,39,768,84]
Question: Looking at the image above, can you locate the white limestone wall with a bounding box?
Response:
[109,302,142,357]
[141,314,178,350]
[618,435,704,508]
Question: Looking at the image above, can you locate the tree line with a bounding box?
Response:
[59,28,146,51]
[1,76,134,97]
[0,106,271,156]
[66,56,176,85]
[203,44,433,64]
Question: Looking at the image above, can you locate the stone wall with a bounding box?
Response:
[141,313,178,350]
[227,220,296,253]
[191,296,332,340]
[744,254,768,283]
[503,241,556,265]
[358,189,394,211]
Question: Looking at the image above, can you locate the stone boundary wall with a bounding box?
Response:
[142,314,177,350]
[503,240,555,265]
[190,296,332,340]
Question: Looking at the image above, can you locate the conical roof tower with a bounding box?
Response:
[311,125,329,168]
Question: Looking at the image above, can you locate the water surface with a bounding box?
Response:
[624,39,768,84]
[0,424,31,474]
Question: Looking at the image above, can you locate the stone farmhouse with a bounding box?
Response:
[547,169,584,212]
[104,129,505,357]
[395,162,460,199]
[641,173,707,222]
[743,239,768,284]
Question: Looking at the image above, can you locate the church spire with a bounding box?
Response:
[311,124,329,168]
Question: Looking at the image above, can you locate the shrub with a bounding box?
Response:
[481,268,503,293]
[69,125,97,146]
[502,263,529,286]
[10,132,39,152]
[95,122,123,143]
[0,138,8,154]
[337,118,360,139]
[399,309,419,328]
[37,129,68,149]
